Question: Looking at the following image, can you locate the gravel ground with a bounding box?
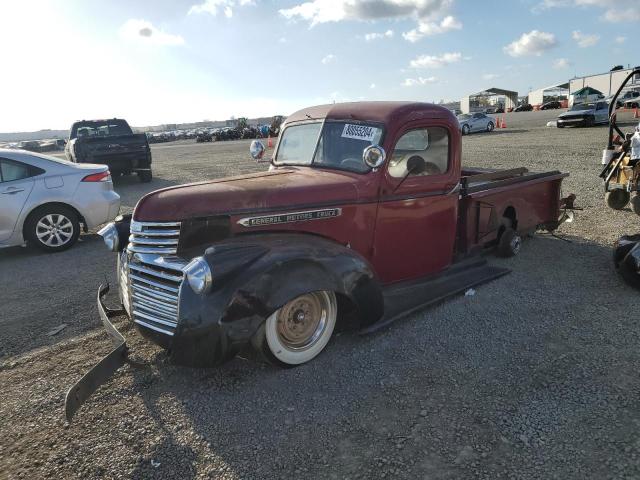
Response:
[2,109,640,479]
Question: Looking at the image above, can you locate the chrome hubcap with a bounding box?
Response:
[276,292,328,350]
[36,214,73,247]
[511,236,521,254]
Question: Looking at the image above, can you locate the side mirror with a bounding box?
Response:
[406,155,426,175]
[363,145,386,169]
[250,140,265,161]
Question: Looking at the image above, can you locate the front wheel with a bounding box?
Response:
[486,122,494,132]
[257,291,337,367]
[462,125,470,135]
[631,195,640,216]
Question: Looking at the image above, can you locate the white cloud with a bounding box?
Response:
[402,76,437,87]
[120,19,185,46]
[503,30,556,57]
[364,29,394,41]
[278,37,287,43]
[370,83,376,89]
[482,73,499,81]
[533,0,640,22]
[409,52,462,68]
[553,58,571,69]
[403,15,462,42]
[321,54,336,64]
[280,0,460,40]
[188,0,255,17]
[572,30,599,47]
[615,36,626,44]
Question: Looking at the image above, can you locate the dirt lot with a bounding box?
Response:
[2,109,640,479]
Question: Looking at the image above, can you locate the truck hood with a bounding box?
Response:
[133,168,362,222]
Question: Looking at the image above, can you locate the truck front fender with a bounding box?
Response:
[222,233,384,332]
[172,234,383,366]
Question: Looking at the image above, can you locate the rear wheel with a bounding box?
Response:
[497,228,522,257]
[25,205,80,252]
[138,170,153,183]
[605,190,630,210]
[255,291,337,367]
[585,116,594,127]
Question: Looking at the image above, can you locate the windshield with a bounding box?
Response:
[274,121,384,173]
[570,103,594,111]
[457,114,471,120]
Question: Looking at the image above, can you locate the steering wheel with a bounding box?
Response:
[340,157,363,169]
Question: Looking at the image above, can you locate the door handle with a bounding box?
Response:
[1,188,25,194]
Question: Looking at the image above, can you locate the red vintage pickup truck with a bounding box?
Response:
[66,102,572,419]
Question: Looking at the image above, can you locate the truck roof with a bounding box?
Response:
[285,102,455,129]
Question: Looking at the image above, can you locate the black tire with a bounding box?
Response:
[462,125,470,135]
[497,228,522,257]
[486,122,494,132]
[25,205,80,252]
[605,190,630,210]
[631,196,640,216]
[138,170,153,183]
[585,116,594,127]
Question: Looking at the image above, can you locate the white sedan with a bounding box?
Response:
[0,149,120,252]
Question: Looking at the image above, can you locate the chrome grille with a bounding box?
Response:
[129,221,181,254]
[126,221,186,336]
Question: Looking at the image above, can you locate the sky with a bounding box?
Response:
[1,0,638,132]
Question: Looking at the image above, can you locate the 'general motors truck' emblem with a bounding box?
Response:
[237,208,342,227]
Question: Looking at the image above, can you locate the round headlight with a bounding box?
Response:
[97,223,119,252]
[184,257,213,294]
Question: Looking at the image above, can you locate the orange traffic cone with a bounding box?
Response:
[634,108,639,119]
[267,135,273,148]
[496,116,502,128]
[501,114,507,128]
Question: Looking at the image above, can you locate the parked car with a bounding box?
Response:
[66,101,574,419]
[65,118,152,183]
[605,90,640,109]
[514,104,533,112]
[196,131,213,142]
[0,149,120,252]
[457,112,495,134]
[557,100,609,127]
[623,96,640,109]
[540,101,562,110]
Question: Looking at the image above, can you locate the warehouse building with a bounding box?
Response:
[460,87,518,114]
[569,67,640,98]
[528,82,569,106]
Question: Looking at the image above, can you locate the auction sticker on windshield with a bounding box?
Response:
[341,124,381,142]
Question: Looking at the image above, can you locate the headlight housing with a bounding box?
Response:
[184,257,213,294]
[97,223,119,252]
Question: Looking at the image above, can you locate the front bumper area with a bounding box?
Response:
[557,116,588,127]
[64,284,127,421]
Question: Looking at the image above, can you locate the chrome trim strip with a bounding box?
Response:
[237,207,342,228]
[128,264,184,283]
[133,310,178,327]
[129,273,180,293]
[128,236,179,246]
[133,303,178,322]
[134,319,175,336]
[128,245,177,255]
[132,296,178,315]
[131,284,178,303]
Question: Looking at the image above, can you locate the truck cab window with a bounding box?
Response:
[0,159,31,183]
[388,127,449,178]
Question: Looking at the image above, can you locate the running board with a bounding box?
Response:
[361,259,510,334]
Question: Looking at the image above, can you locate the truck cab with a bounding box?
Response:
[97,103,569,368]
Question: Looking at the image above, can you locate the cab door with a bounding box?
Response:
[372,124,460,284]
[0,158,36,242]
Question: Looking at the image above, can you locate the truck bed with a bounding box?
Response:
[457,167,568,255]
